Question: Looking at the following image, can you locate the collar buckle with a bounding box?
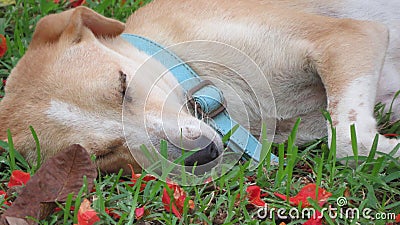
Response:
[187,80,226,118]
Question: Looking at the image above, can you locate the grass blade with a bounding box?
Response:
[350,124,359,165]
[29,126,41,172]
[315,152,324,199]
[6,129,16,171]
[63,193,74,224]
[222,124,240,143]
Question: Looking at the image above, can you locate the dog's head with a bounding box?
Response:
[0,7,223,173]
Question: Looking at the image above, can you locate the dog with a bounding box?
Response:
[0,0,399,173]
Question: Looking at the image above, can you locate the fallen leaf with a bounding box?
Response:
[5,217,29,225]
[0,34,6,58]
[274,184,332,208]
[76,199,100,225]
[246,185,267,207]
[343,187,351,198]
[8,170,30,188]
[135,206,145,220]
[1,144,97,224]
[162,181,194,218]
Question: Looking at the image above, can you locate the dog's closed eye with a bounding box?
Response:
[119,71,132,103]
[119,71,127,98]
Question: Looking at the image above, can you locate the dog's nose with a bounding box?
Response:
[184,141,220,166]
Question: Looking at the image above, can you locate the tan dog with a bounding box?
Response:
[0,0,399,173]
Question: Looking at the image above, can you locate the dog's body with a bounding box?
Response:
[0,0,399,172]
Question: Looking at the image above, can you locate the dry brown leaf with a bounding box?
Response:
[5,217,29,225]
[1,144,97,225]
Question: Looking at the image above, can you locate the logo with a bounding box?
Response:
[336,197,348,207]
[256,197,397,222]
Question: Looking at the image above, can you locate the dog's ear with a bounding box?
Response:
[30,6,125,49]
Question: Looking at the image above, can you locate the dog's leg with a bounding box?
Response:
[312,19,399,158]
[275,110,327,145]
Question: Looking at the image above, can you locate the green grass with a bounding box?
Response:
[1,1,400,224]
[2,120,400,224]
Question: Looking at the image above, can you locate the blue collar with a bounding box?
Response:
[121,34,279,166]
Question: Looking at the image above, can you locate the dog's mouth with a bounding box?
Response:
[91,136,222,168]
[93,139,125,159]
[94,148,114,160]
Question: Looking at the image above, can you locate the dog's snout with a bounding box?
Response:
[184,141,220,166]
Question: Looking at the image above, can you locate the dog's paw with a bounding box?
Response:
[335,132,400,160]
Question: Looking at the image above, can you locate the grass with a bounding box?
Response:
[1,1,400,224]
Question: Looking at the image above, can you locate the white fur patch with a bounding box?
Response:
[331,77,400,157]
[334,76,376,130]
[46,99,121,138]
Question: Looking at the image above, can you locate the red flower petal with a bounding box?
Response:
[53,0,85,7]
[127,164,156,191]
[162,182,194,218]
[162,185,182,218]
[0,190,8,199]
[303,210,322,225]
[396,213,400,223]
[70,0,85,7]
[54,206,75,213]
[135,207,145,220]
[0,34,6,58]
[128,164,140,182]
[162,188,172,212]
[8,170,31,188]
[274,184,331,208]
[105,208,121,219]
[384,133,399,138]
[246,185,267,207]
[274,192,288,201]
[204,177,213,184]
[77,199,100,225]
[3,201,11,206]
[0,190,11,207]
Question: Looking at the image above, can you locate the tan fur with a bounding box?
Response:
[1,0,399,172]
